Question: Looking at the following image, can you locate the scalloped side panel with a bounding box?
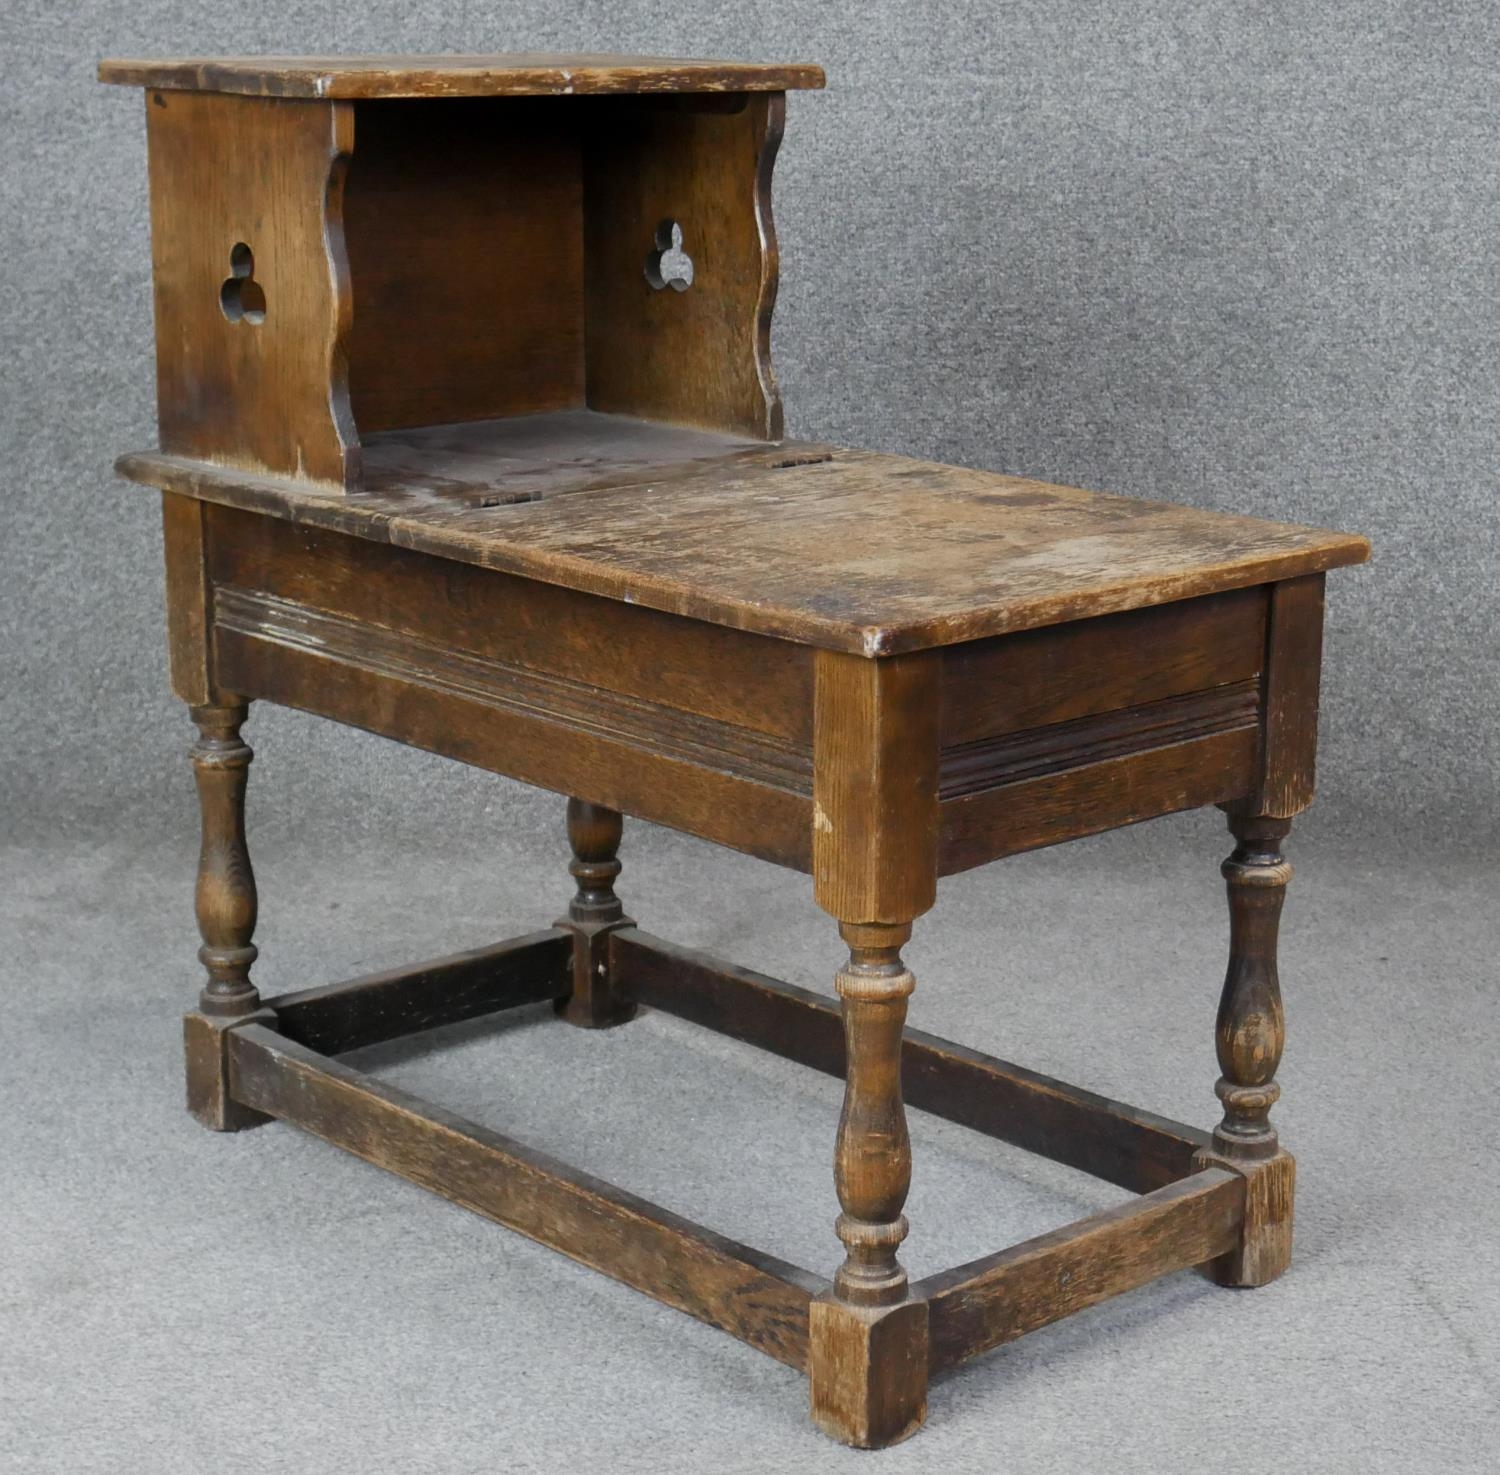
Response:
[583,92,788,440]
[145,91,359,488]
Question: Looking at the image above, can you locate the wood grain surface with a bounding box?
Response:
[939,585,1266,745]
[143,91,358,487]
[809,1294,929,1448]
[611,930,1212,1192]
[937,724,1260,873]
[99,54,827,99]
[227,1025,827,1368]
[918,1169,1244,1371]
[344,102,586,431]
[202,498,816,740]
[1255,574,1326,817]
[584,93,786,437]
[813,651,939,922]
[355,411,825,505]
[160,494,216,705]
[119,444,1369,653]
[264,930,573,1054]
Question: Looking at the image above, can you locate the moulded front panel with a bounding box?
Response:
[200,503,818,870]
[939,587,1269,747]
[344,99,587,433]
[934,590,1271,873]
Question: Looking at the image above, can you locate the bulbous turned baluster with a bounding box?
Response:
[566,798,624,926]
[832,921,915,1307]
[555,797,635,1027]
[190,702,260,1017]
[1194,807,1297,1287]
[1211,812,1291,1161]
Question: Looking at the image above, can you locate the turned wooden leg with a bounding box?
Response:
[809,921,928,1448]
[1194,808,1296,1286]
[183,701,273,1131]
[554,798,636,1028]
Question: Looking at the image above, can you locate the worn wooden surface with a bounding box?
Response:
[940,585,1266,746]
[227,1025,827,1368]
[179,495,1306,872]
[611,930,1211,1192]
[1255,574,1326,817]
[183,700,268,1131]
[184,495,1305,873]
[189,703,260,1018]
[1200,1151,1296,1289]
[202,498,814,740]
[266,931,572,1055]
[829,923,918,1306]
[356,411,827,505]
[100,54,827,99]
[813,651,939,922]
[183,1007,274,1132]
[144,91,357,487]
[213,607,813,869]
[1208,811,1292,1165]
[809,1295,928,1448]
[119,446,1370,654]
[554,799,637,1028]
[918,1169,1245,1372]
[345,102,585,431]
[115,46,1364,1448]
[121,65,812,484]
[160,494,215,705]
[1193,808,1297,1286]
[200,502,815,867]
[938,720,1260,873]
[940,681,1260,801]
[584,93,786,438]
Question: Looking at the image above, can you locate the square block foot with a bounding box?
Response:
[1193,1146,1295,1287]
[553,917,637,1029]
[184,1007,276,1131]
[809,1294,929,1449]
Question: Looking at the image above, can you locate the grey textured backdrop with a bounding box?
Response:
[2,5,1496,1474]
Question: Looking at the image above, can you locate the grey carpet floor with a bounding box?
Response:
[2,807,1495,1473]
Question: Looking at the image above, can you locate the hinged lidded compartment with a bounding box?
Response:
[99,55,826,493]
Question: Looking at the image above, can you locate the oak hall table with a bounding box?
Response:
[100,53,1369,1448]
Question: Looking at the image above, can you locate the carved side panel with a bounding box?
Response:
[583,93,787,439]
[145,91,358,488]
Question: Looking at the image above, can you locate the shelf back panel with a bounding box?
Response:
[345,99,587,434]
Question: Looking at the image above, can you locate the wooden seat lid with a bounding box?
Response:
[96,53,826,99]
[119,427,1370,656]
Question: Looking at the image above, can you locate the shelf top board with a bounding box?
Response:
[96,53,826,99]
[116,412,1370,657]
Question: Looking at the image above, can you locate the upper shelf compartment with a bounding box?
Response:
[101,55,824,493]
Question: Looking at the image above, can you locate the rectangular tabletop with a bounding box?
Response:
[120,423,1369,656]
